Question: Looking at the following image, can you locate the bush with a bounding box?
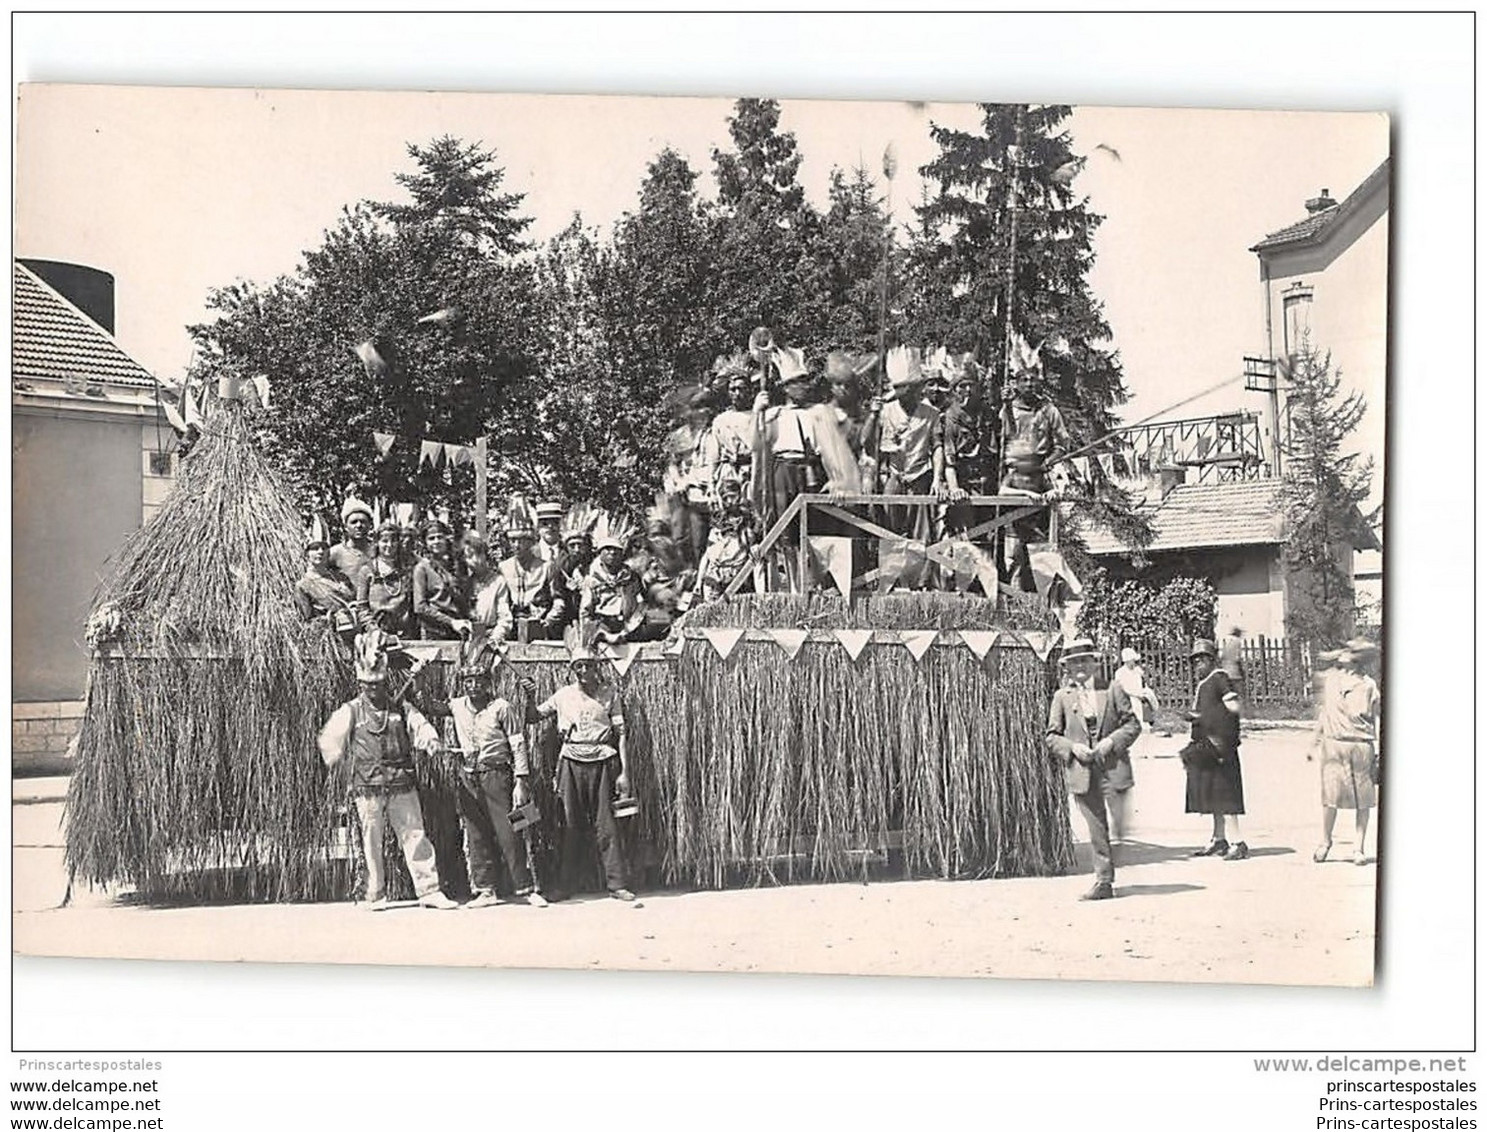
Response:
[1076,569,1216,648]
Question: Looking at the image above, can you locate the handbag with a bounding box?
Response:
[1179,736,1222,772]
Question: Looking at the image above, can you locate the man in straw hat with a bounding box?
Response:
[534,501,566,565]
[1182,638,1249,861]
[317,632,460,910]
[522,646,637,902]
[430,663,548,908]
[1046,637,1141,901]
[330,495,377,582]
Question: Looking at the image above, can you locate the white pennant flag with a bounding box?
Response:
[419,439,443,469]
[703,627,746,661]
[833,629,874,662]
[975,561,1001,599]
[768,628,809,660]
[808,536,854,598]
[608,642,638,677]
[402,643,443,665]
[1020,631,1060,662]
[901,630,938,662]
[958,630,999,660]
[251,374,272,409]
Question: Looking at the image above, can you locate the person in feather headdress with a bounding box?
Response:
[691,475,758,602]
[317,631,459,910]
[864,346,946,587]
[497,495,560,643]
[1000,337,1071,593]
[710,355,758,504]
[550,502,599,637]
[662,386,717,566]
[942,353,996,536]
[581,511,645,646]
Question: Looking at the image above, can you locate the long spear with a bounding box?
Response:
[871,143,897,490]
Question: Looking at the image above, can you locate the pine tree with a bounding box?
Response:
[370,135,532,256]
[813,163,901,352]
[906,103,1126,441]
[1280,340,1379,645]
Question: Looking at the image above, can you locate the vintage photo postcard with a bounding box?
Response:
[13,86,1386,987]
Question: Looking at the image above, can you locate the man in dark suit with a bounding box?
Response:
[1046,638,1142,901]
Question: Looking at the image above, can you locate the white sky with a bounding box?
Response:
[15,86,1385,433]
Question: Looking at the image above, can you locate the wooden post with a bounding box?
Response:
[475,435,489,541]
[797,495,811,595]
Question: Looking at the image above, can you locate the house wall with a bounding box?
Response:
[13,411,143,702]
[1262,207,1388,512]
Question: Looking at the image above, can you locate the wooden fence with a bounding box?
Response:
[1099,635,1315,713]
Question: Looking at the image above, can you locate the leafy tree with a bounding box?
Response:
[1280,340,1379,645]
[187,140,543,528]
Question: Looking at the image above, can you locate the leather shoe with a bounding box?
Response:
[1079,882,1114,901]
[1223,841,1250,861]
[1192,838,1228,857]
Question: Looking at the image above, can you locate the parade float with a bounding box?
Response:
[67,389,1079,904]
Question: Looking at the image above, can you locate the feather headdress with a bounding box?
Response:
[592,509,638,552]
[504,493,537,536]
[560,501,600,543]
[1007,331,1043,378]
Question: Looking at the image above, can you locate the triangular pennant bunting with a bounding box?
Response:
[807,536,853,598]
[420,439,444,469]
[958,630,999,660]
[834,629,874,662]
[402,644,443,665]
[446,443,474,467]
[373,432,396,456]
[975,562,1001,599]
[901,630,938,662]
[608,642,638,677]
[703,627,746,661]
[768,629,809,660]
[1020,631,1060,662]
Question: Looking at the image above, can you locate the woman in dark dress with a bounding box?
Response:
[356,522,416,639]
[1184,638,1248,860]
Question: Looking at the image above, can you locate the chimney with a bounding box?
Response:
[1158,466,1186,498]
[1304,189,1338,215]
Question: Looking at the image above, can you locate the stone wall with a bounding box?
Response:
[12,700,83,777]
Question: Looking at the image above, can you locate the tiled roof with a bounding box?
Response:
[1250,158,1390,253]
[13,262,156,388]
[1084,480,1287,555]
[1251,209,1336,250]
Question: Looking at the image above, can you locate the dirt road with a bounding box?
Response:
[12,725,1375,986]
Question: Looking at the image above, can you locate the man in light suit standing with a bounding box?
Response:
[1046,638,1142,901]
